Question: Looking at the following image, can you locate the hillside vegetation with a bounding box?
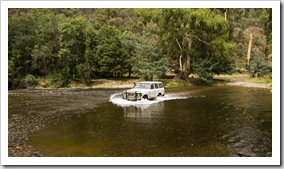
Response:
[8,8,272,89]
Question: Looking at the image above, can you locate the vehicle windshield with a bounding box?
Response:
[133,83,150,89]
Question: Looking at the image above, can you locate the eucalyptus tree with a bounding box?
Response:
[190,9,235,80]
[158,9,193,79]
[132,33,168,81]
[224,8,272,70]
[131,10,169,80]
[159,9,234,80]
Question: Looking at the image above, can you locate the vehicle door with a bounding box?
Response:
[158,83,165,95]
[154,83,159,96]
[149,83,155,99]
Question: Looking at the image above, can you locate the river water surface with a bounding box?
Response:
[9,86,272,157]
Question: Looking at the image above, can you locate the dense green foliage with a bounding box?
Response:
[249,51,269,78]
[8,8,272,89]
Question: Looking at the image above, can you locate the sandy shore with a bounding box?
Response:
[224,77,271,89]
[226,81,271,89]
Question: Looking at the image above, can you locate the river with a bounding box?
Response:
[8,86,272,157]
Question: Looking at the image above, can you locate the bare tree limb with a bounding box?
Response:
[176,39,182,50]
[186,33,209,45]
[179,55,183,71]
[246,32,253,69]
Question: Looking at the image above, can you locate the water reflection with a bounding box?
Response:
[123,102,164,122]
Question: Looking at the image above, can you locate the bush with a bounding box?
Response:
[192,58,216,84]
[249,51,269,78]
[141,73,153,81]
[49,73,70,88]
[23,74,38,88]
[76,63,91,84]
[8,78,26,89]
[166,80,191,88]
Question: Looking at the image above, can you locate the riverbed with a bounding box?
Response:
[8,86,272,157]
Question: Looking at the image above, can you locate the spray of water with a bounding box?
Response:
[110,92,188,108]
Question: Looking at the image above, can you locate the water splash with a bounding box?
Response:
[110,92,188,108]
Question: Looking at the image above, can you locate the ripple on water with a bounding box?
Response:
[109,93,188,108]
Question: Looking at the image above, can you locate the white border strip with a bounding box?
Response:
[0,1,279,8]
[1,0,281,166]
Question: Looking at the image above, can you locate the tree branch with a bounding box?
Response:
[176,39,182,50]
[186,34,209,45]
[179,55,183,71]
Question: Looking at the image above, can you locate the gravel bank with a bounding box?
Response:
[9,113,59,156]
[8,89,117,157]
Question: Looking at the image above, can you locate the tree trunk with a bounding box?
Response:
[186,35,192,75]
[128,69,131,78]
[176,34,192,80]
[224,9,227,21]
[179,55,182,71]
[181,54,189,79]
[246,33,253,70]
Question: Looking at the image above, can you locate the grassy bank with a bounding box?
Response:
[33,73,271,90]
[35,78,189,89]
[36,78,140,89]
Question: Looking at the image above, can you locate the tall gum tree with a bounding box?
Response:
[159,9,193,79]
[190,9,235,79]
[159,9,234,80]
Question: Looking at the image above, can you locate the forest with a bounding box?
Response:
[8,8,272,89]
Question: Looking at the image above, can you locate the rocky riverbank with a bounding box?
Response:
[9,113,56,156]
[8,89,114,157]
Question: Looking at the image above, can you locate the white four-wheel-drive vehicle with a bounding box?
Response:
[122,81,165,101]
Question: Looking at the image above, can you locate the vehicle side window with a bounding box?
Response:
[151,84,154,89]
[158,83,162,88]
[155,83,158,89]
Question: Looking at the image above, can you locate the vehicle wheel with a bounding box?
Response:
[158,93,162,97]
[143,95,148,100]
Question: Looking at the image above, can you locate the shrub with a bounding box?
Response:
[166,80,191,88]
[76,63,91,84]
[23,74,38,88]
[249,51,269,78]
[192,58,216,84]
[50,72,70,88]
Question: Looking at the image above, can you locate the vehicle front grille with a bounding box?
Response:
[123,92,142,101]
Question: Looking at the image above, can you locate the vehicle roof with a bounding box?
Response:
[136,81,163,84]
